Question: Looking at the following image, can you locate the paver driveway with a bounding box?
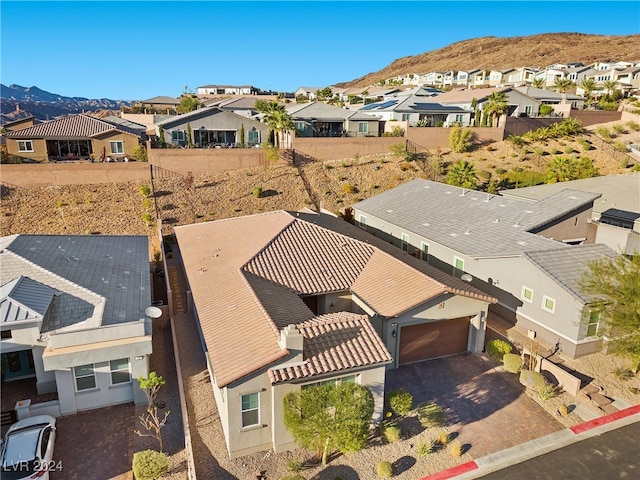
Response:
[385,354,564,458]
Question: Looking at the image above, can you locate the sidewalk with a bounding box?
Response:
[422,404,640,480]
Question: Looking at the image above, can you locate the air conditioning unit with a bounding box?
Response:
[527,330,537,339]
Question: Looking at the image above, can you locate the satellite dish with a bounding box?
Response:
[145,306,163,319]
[461,274,473,283]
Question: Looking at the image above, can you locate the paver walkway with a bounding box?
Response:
[386,355,564,458]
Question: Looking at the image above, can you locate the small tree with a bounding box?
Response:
[177,95,199,113]
[157,125,165,147]
[449,126,473,153]
[186,123,193,148]
[283,383,374,464]
[136,372,170,452]
[132,144,148,162]
[240,124,246,148]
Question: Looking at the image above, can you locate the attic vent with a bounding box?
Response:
[568,196,579,200]
[493,219,500,223]
[464,230,471,235]
[517,240,528,246]
[422,222,430,227]
[386,209,394,213]
[524,210,534,214]
[513,223,521,228]
[450,233,458,237]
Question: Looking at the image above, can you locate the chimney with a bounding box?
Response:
[279,324,304,361]
[15,104,20,112]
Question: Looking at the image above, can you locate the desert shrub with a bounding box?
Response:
[613,141,628,153]
[495,168,507,175]
[507,135,525,147]
[620,158,629,169]
[578,138,592,151]
[486,339,513,362]
[450,441,463,457]
[139,184,151,197]
[417,402,445,428]
[132,450,168,480]
[449,126,473,153]
[141,213,153,225]
[550,148,560,155]
[399,161,413,171]
[141,198,152,210]
[519,370,546,390]
[341,183,358,194]
[437,432,450,445]
[538,382,561,401]
[612,124,625,134]
[287,460,305,473]
[627,120,640,131]
[377,460,393,478]
[559,404,569,417]
[539,104,554,116]
[595,126,611,140]
[612,367,635,380]
[534,147,546,156]
[503,353,522,373]
[598,100,619,111]
[252,186,262,198]
[388,389,413,416]
[417,440,437,456]
[563,146,574,154]
[281,476,305,480]
[132,144,148,162]
[486,145,496,152]
[381,422,401,443]
[388,143,407,160]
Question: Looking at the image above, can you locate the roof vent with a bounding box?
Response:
[422,222,430,227]
[464,230,471,235]
[493,219,500,223]
[513,222,521,228]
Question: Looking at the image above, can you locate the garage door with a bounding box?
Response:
[399,317,470,364]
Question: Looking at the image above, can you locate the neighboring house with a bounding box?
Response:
[4,114,146,162]
[533,68,568,87]
[468,70,490,88]
[174,209,495,458]
[500,174,640,256]
[360,95,470,127]
[295,87,321,100]
[352,179,616,359]
[1,113,35,132]
[613,67,640,93]
[154,107,269,147]
[134,96,181,114]
[197,85,259,96]
[205,97,262,118]
[285,102,380,137]
[0,235,153,416]
[514,86,586,110]
[433,87,541,121]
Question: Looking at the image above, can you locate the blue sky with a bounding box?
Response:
[1,1,638,100]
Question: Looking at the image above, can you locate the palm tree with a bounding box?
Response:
[532,77,546,89]
[546,156,577,183]
[445,160,478,189]
[255,100,294,148]
[482,91,509,127]
[579,78,598,104]
[602,80,619,100]
[553,77,575,93]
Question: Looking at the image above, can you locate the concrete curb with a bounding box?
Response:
[421,404,640,480]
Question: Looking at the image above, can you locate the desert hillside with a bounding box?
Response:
[338,33,640,87]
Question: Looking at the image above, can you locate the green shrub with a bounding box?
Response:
[417,440,437,456]
[519,370,546,390]
[559,404,569,417]
[252,186,262,198]
[450,441,463,457]
[132,450,168,480]
[381,422,401,443]
[495,168,507,175]
[437,432,450,445]
[281,476,306,480]
[377,460,393,478]
[539,104,554,116]
[141,213,153,225]
[595,126,611,140]
[341,183,358,194]
[486,339,513,362]
[563,146,574,154]
[503,353,522,373]
[417,402,445,428]
[538,382,561,400]
[507,135,525,147]
[578,138,592,151]
[388,389,413,416]
[613,141,628,153]
[132,144,148,162]
[612,368,635,380]
[139,185,151,197]
[627,120,640,131]
[612,124,625,134]
[449,126,473,153]
[550,148,561,155]
[287,460,305,473]
[534,147,546,156]
[141,198,152,210]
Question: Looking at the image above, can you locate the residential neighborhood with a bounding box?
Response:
[1,20,639,480]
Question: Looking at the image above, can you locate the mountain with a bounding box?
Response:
[0,84,132,122]
[337,33,640,88]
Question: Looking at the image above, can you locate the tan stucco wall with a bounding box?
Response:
[93,131,142,159]
[6,138,48,161]
[532,206,597,244]
[406,126,504,148]
[148,148,278,176]
[292,137,400,161]
[0,163,149,187]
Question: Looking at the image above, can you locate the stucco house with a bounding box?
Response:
[514,86,586,111]
[359,95,470,127]
[285,102,380,137]
[0,235,153,417]
[294,87,321,100]
[4,114,146,162]
[174,210,495,458]
[352,179,619,358]
[197,85,259,96]
[155,106,270,147]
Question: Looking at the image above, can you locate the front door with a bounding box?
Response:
[1,350,36,381]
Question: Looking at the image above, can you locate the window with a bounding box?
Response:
[248,130,260,144]
[453,256,464,273]
[0,330,11,339]
[171,130,185,142]
[524,105,533,115]
[302,374,359,389]
[401,114,411,121]
[358,122,369,134]
[295,122,305,132]
[241,392,259,428]
[542,295,556,313]
[455,114,463,123]
[521,286,534,303]
[17,140,34,152]
[587,311,600,337]
[110,358,131,385]
[357,214,367,230]
[74,363,96,391]
[420,242,429,261]
[401,233,409,252]
[109,141,124,154]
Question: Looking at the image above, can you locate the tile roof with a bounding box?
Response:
[514,86,585,101]
[523,244,617,303]
[176,210,496,388]
[1,235,150,328]
[352,179,598,258]
[286,102,378,122]
[139,96,181,105]
[268,312,393,384]
[429,86,512,104]
[4,114,143,139]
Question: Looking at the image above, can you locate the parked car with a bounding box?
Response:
[0,415,57,479]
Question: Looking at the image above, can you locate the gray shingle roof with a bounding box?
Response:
[523,244,617,303]
[0,276,56,323]
[1,235,150,328]
[352,179,600,258]
[4,114,142,139]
